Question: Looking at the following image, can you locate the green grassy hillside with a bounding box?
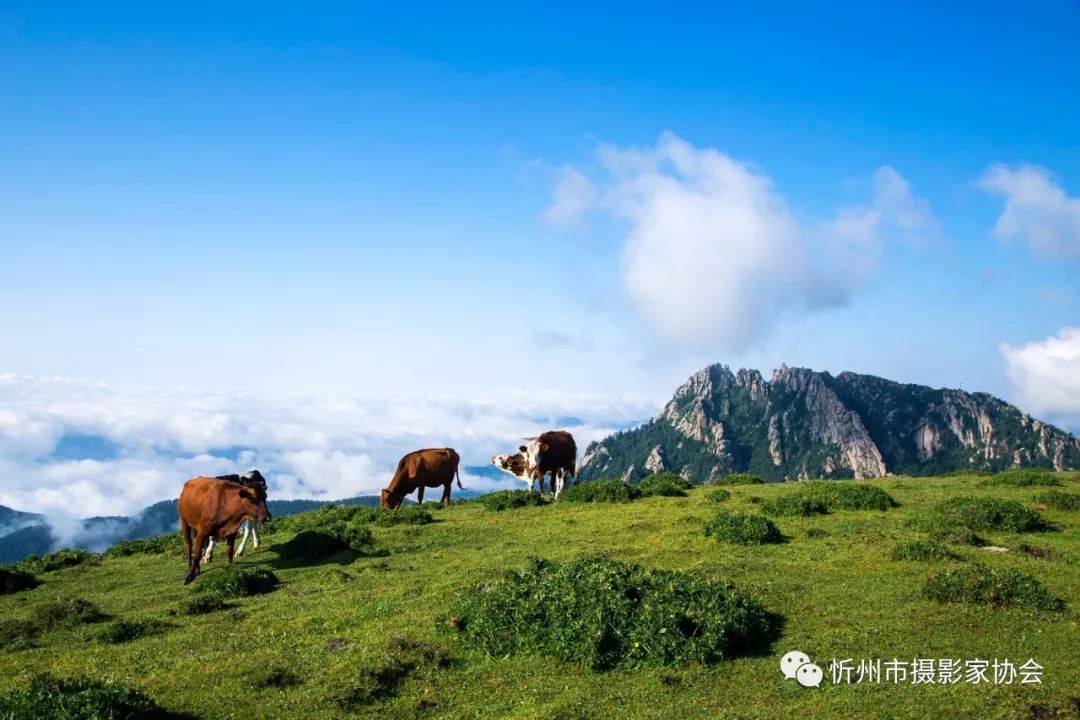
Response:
[2,475,1078,719]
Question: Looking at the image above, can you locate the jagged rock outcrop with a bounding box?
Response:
[580,363,1080,483]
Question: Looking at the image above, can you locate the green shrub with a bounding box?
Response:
[982,469,1063,487]
[97,618,171,644]
[0,566,40,595]
[178,592,232,616]
[33,598,108,630]
[762,494,827,517]
[105,534,179,558]
[703,513,783,545]
[914,497,1050,534]
[447,557,776,670]
[193,566,279,597]
[372,505,434,527]
[278,503,433,535]
[928,527,987,547]
[890,539,955,561]
[636,473,692,498]
[19,549,101,574]
[705,489,731,503]
[558,479,640,503]
[796,481,895,511]
[713,473,765,485]
[475,490,548,512]
[924,564,1063,611]
[947,468,993,477]
[1035,490,1080,511]
[0,674,192,719]
[277,519,380,561]
[0,619,40,651]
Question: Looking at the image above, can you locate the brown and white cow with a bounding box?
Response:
[202,471,267,563]
[491,430,577,497]
[178,474,272,585]
[380,448,463,509]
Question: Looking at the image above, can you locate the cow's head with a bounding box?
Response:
[237,479,272,523]
[490,448,530,481]
[380,488,404,510]
[522,436,547,470]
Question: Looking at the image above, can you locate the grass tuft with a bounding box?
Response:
[980,469,1063,488]
[559,479,640,503]
[636,473,692,498]
[890,539,956,561]
[97,618,171,644]
[704,488,731,503]
[703,513,783,545]
[18,549,101,574]
[33,598,108,630]
[0,567,39,595]
[914,496,1050,535]
[192,566,279,597]
[474,490,549,512]
[0,673,194,719]
[712,473,765,485]
[923,564,1063,611]
[448,557,777,670]
[1034,490,1080,511]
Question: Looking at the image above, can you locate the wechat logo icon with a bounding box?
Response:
[781,650,824,688]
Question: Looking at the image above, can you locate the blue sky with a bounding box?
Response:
[1,2,1079,515]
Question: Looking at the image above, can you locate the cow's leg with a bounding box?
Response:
[180,519,192,571]
[251,521,260,549]
[441,481,452,507]
[226,535,236,564]
[236,520,250,557]
[184,529,210,585]
[202,536,216,563]
[417,485,425,505]
[554,469,564,498]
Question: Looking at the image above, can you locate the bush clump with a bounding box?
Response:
[558,479,640,503]
[762,494,828,517]
[19,549,101,574]
[713,473,765,486]
[705,489,731,503]
[890,539,956,562]
[0,674,192,719]
[178,592,233,616]
[33,598,108,630]
[914,496,1050,534]
[923,564,1063,611]
[0,619,40,650]
[447,557,776,670]
[97,618,171,644]
[797,481,896,511]
[104,534,180,558]
[475,490,549,512]
[1035,490,1080,511]
[981,469,1063,487]
[636,473,692,498]
[192,566,279,597]
[703,513,783,545]
[0,566,40,595]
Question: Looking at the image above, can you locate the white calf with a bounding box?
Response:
[202,518,260,563]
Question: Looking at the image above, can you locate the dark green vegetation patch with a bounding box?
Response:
[796,481,895,511]
[0,674,194,719]
[924,564,1064,611]
[276,503,433,536]
[980,468,1064,487]
[104,534,179,558]
[474,490,548,512]
[177,592,232,616]
[914,496,1050,534]
[635,472,692,497]
[890,539,956,562]
[762,494,827,517]
[192,566,279,597]
[705,488,731,503]
[0,566,39,595]
[1035,490,1080,511]
[97,618,171,644]
[18,549,101,574]
[336,636,450,709]
[712,473,765,486]
[33,598,108,630]
[0,619,40,651]
[703,512,783,545]
[447,557,776,670]
[559,479,640,503]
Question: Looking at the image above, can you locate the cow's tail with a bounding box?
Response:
[455,466,464,490]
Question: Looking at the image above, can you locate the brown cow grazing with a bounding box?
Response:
[178,475,271,585]
[380,448,463,509]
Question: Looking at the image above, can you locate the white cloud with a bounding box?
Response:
[0,374,655,517]
[545,133,933,349]
[1001,327,1080,420]
[978,164,1080,259]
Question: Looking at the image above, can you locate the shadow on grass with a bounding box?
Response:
[266,531,389,571]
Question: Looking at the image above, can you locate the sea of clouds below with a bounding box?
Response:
[0,374,657,541]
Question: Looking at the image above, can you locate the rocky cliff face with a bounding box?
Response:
[580,364,1080,482]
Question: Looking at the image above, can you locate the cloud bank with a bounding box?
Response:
[0,374,656,519]
[1001,327,1080,423]
[546,132,934,348]
[978,164,1080,260]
